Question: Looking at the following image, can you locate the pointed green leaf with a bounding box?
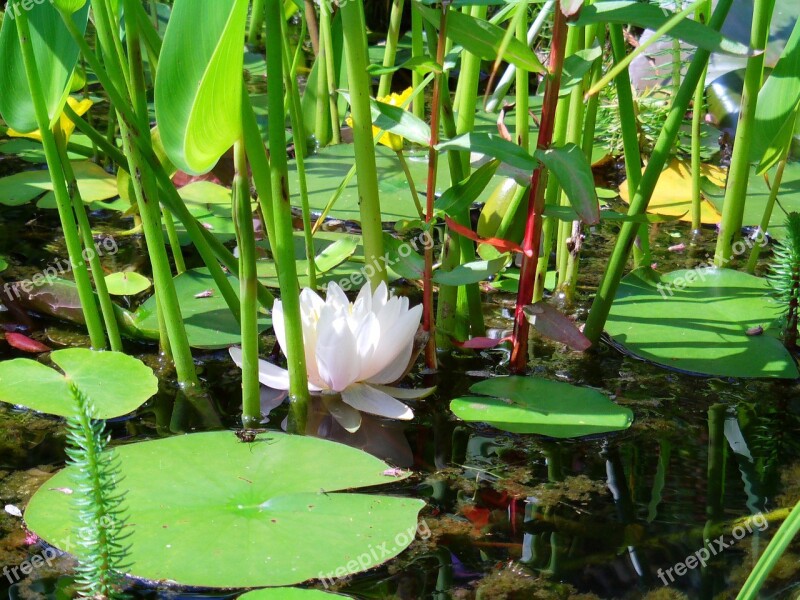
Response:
[315,236,360,273]
[433,254,510,285]
[340,91,431,146]
[155,0,249,175]
[535,143,599,225]
[436,133,536,171]
[435,159,500,214]
[573,1,754,57]
[0,2,90,132]
[417,5,545,73]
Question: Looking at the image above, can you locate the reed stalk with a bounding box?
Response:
[377,0,406,99]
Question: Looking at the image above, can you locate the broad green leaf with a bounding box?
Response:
[104,272,152,296]
[751,18,800,173]
[155,0,249,174]
[490,269,556,293]
[451,376,633,438]
[0,134,94,163]
[240,590,347,599]
[573,1,754,57]
[417,5,545,73]
[0,2,90,132]
[535,143,599,224]
[433,255,509,285]
[134,267,270,349]
[606,268,798,379]
[435,159,500,214]
[477,177,525,239]
[0,349,157,419]
[341,91,431,147]
[25,432,425,588]
[382,233,426,280]
[559,45,603,97]
[436,133,536,171]
[0,161,118,207]
[367,56,442,76]
[169,181,244,245]
[315,236,360,273]
[51,0,87,13]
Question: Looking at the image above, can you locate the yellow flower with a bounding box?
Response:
[7,96,93,143]
[347,87,413,152]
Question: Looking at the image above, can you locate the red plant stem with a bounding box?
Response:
[509,4,569,373]
[423,4,449,371]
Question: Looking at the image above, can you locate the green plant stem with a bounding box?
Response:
[121,0,198,388]
[233,138,261,428]
[314,38,332,147]
[411,4,426,121]
[377,0,406,98]
[583,0,735,344]
[735,500,800,599]
[396,151,425,218]
[515,3,530,151]
[13,5,107,350]
[281,9,318,290]
[690,0,712,234]
[54,127,123,352]
[713,0,775,266]
[340,0,387,289]
[161,207,186,274]
[608,24,649,267]
[264,0,310,432]
[746,160,787,273]
[319,0,341,144]
[248,0,266,45]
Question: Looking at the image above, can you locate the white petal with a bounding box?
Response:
[362,304,422,383]
[271,299,287,354]
[229,347,290,390]
[370,385,436,399]
[355,312,380,363]
[325,282,350,312]
[260,387,288,415]
[321,394,362,433]
[315,314,361,391]
[341,383,414,420]
[372,281,388,310]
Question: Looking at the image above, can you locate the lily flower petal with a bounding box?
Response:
[321,394,363,433]
[315,310,361,391]
[229,347,290,390]
[341,383,414,420]
[370,385,436,399]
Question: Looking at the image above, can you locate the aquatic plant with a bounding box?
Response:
[768,212,800,349]
[230,281,431,431]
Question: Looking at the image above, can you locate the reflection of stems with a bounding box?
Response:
[396,151,424,219]
[13,5,107,350]
[264,0,310,432]
[55,126,123,352]
[233,138,260,428]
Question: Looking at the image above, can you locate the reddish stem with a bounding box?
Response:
[423,5,449,371]
[509,4,569,373]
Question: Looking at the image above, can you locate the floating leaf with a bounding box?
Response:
[315,237,360,274]
[450,376,633,438]
[133,268,270,349]
[606,268,798,378]
[104,272,152,296]
[619,159,725,224]
[0,349,158,418]
[433,255,509,285]
[155,0,249,174]
[0,161,117,208]
[239,590,347,599]
[25,432,425,588]
[4,332,51,353]
[0,2,90,133]
[523,302,591,351]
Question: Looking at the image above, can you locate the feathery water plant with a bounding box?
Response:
[768,212,800,349]
[66,382,130,599]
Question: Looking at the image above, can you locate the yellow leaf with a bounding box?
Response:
[7,96,93,143]
[619,158,726,224]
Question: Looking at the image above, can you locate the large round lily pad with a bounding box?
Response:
[0,349,158,419]
[605,268,798,378]
[133,268,271,349]
[450,376,633,438]
[239,589,347,599]
[25,432,425,588]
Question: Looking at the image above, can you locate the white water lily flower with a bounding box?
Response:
[230,281,432,430]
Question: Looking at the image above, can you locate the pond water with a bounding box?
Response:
[0,151,798,600]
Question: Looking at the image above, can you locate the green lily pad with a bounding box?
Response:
[0,349,157,419]
[0,161,117,207]
[288,144,522,222]
[104,272,152,296]
[133,267,271,349]
[170,181,246,246]
[450,376,633,438]
[0,135,93,163]
[605,268,798,378]
[239,589,347,599]
[24,432,425,588]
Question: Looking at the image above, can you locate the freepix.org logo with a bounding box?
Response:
[4,0,59,20]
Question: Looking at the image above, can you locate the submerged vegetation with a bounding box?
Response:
[0,0,798,597]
